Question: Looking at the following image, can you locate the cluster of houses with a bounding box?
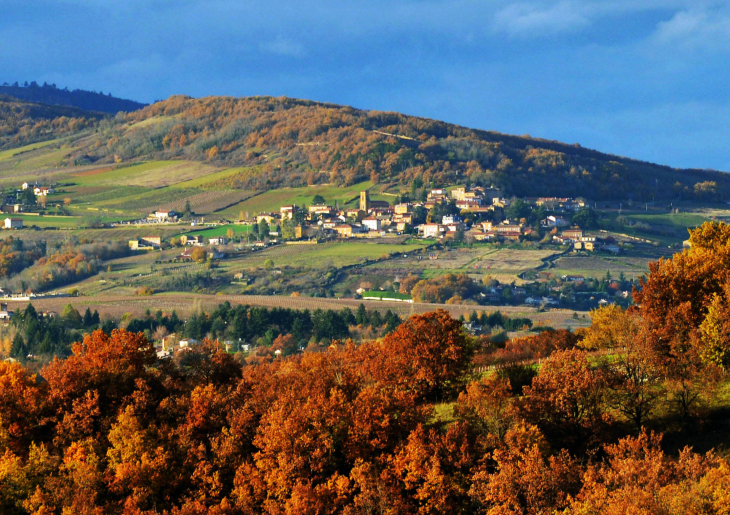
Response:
[255,187,524,240]
[21,182,55,196]
[552,228,620,254]
[1,181,56,215]
[253,186,594,247]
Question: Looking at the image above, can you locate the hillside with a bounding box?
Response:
[2,93,729,202]
[0,81,146,114]
[0,94,103,150]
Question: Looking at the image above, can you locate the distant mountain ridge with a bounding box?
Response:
[1,92,728,202]
[0,81,146,114]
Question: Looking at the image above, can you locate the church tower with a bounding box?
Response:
[359,190,370,212]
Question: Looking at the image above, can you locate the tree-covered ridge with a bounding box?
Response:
[0,82,146,114]
[88,95,730,201]
[0,95,101,149]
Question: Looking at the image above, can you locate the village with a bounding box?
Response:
[0,178,679,312]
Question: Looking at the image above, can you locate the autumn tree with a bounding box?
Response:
[519,349,610,454]
[368,309,475,402]
[566,431,730,514]
[470,422,580,514]
[583,305,663,431]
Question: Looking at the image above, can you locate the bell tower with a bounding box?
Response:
[359,190,370,212]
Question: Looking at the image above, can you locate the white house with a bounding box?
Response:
[153,210,177,221]
[4,218,23,229]
[179,338,198,349]
[33,186,54,196]
[420,223,446,238]
[362,217,381,231]
[442,214,463,225]
[209,237,227,246]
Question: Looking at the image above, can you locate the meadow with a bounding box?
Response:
[218,181,377,217]
[216,240,429,271]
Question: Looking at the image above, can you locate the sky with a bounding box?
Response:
[2,0,730,171]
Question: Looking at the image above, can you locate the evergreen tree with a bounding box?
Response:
[83,308,93,327]
[11,332,25,358]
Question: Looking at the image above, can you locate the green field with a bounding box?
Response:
[169,166,253,189]
[3,214,81,228]
[184,224,252,238]
[219,181,376,216]
[625,212,708,230]
[66,160,219,188]
[0,139,61,162]
[218,241,428,270]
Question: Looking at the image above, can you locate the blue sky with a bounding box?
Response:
[2,0,729,170]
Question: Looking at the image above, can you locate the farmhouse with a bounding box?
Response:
[394,203,413,215]
[129,236,161,250]
[256,213,277,224]
[4,217,23,229]
[420,223,446,238]
[208,237,227,246]
[33,186,54,196]
[280,205,298,219]
[308,204,333,215]
[0,303,13,321]
[151,210,177,221]
[333,224,354,237]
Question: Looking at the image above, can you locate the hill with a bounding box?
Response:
[0,94,103,150]
[0,81,146,114]
[1,93,729,202]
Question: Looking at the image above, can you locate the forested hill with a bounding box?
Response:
[4,93,730,201]
[0,81,146,114]
[96,95,730,201]
[0,95,103,149]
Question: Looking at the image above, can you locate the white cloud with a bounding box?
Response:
[494,1,591,36]
[653,8,730,51]
[259,36,306,58]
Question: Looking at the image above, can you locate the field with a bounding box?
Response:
[216,240,429,271]
[218,182,376,217]
[358,246,560,285]
[550,254,655,280]
[184,224,252,238]
[0,139,61,162]
[6,214,82,229]
[8,292,591,329]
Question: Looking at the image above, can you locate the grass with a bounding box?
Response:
[625,212,709,229]
[68,161,219,188]
[219,181,375,217]
[2,214,80,228]
[184,224,252,238]
[169,167,252,189]
[217,241,428,271]
[0,139,61,162]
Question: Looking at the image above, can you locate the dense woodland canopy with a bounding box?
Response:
[4,222,730,514]
[2,92,730,201]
